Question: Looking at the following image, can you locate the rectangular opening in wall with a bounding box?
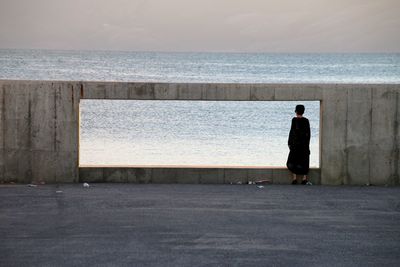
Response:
[79,100,320,168]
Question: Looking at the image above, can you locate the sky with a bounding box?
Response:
[0,0,399,53]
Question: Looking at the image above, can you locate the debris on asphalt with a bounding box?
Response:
[83,183,90,188]
[56,191,63,193]
[255,180,271,184]
[28,184,38,187]
[257,185,264,189]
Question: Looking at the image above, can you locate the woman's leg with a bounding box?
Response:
[292,173,297,184]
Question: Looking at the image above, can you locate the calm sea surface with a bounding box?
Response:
[1,49,399,83]
[80,100,320,167]
[1,49,399,166]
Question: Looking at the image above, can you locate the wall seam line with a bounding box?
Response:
[394,90,399,185]
[1,85,5,180]
[28,87,32,183]
[368,88,373,185]
[344,87,349,185]
[0,85,6,180]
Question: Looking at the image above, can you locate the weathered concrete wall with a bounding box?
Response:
[0,80,80,183]
[78,167,321,185]
[1,80,399,185]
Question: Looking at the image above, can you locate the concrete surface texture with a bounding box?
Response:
[79,167,322,185]
[0,80,399,185]
[0,184,399,266]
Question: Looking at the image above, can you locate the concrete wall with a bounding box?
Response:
[1,80,399,185]
[0,80,80,183]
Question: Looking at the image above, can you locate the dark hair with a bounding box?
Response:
[295,105,305,115]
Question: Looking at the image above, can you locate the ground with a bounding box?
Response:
[0,184,400,266]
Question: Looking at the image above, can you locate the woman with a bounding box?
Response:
[286,105,310,185]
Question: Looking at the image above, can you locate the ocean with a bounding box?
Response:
[1,49,399,83]
[79,100,320,167]
[1,49,399,167]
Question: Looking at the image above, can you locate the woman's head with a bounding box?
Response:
[295,105,305,115]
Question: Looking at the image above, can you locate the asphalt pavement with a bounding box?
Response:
[1,184,399,266]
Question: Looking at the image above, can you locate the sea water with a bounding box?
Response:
[1,50,399,83]
[1,49,399,167]
[79,100,320,167]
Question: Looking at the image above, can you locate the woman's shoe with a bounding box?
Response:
[291,180,298,185]
[301,179,308,185]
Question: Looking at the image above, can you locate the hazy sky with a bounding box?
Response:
[0,0,399,52]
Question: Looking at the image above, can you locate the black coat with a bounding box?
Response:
[286,117,310,175]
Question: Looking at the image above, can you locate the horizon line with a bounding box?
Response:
[1,47,399,54]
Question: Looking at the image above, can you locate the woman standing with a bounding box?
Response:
[287,105,310,185]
